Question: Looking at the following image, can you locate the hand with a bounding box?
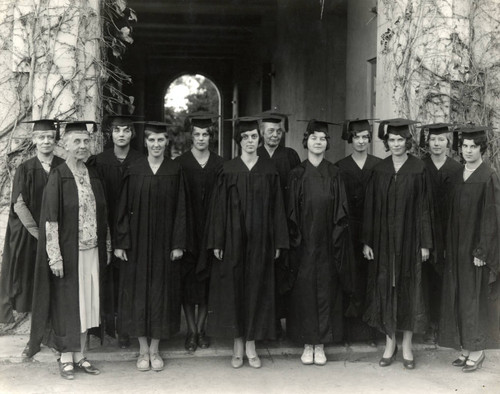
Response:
[114,249,128,261]
[214,249,224,260]
[363,245,374,260]
[170,249,184,261]
[473,257,486,267]
[274,249,281,259]
[421,248,430,262]
[50,260,64,278]
[107,251,112,265]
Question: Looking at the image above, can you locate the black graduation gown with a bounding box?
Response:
[176,150,224,304]
[362,154,433,336]
[257,145,301,314]
[0,155,64,323]
[257,145,301,200]
[28,163,108,356]
[114,157,187,339]
[87,148,143,336]
[286,159,349,344]
[204,157,289,340]
[334,154,381,318]
[439,162,500,351]
[422,156,463,324]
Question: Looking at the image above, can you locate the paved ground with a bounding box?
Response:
[0,334,499,394]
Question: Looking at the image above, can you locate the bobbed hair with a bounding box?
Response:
[382,134,413,152]
[460,133,488,154]
[302,130,330,150]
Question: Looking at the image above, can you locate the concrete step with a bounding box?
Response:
[0,333,441,364]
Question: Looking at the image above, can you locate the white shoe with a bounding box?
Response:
[301,344,314,365]
[314,344,327,366]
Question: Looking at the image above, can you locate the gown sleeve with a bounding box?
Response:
[361,173,376,248]
[472,172,500,279]
[205,168,227,251]
[273,174,289,250]
[171,169,188,251]
[286,170,302,249]
[113,172,131,250]
[420,167,434,250]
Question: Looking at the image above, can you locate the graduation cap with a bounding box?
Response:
[417,122,456,149]
[341,118,376,141]
[62,121,98,134]
[298,119,340,134]
[377,118,420,140]
[22,119,61,140]
[258,111,290,132]
[225,116,260,141]
[134,121,172,134]
[185,112,220,129]
[457,125,494,139]
[106,114,143,127]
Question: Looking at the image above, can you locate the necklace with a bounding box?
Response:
[70,165,87,184]
[464,165,476,172]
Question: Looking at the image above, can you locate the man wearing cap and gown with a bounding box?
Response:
[362,118,433,369]
[439,125,500,371]
[419,123,463,343]
[256,111,300,338]
[0,120,64,334]
[87,115,143,347]
[286,119,349,365]
[334,119,381,345]
[28,121,109,378]
[176,112,224,351]
[201,117,289,368]
[114,121,187,371]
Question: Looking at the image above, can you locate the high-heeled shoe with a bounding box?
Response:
[452,354,468,367]
[462,351,485,373]
[379,345,398,367]
[403,357,415,369]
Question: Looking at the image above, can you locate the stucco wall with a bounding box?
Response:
[270,0,348,162]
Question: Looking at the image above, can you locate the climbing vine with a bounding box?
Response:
[0,0,136,209]
[379,0,500,169]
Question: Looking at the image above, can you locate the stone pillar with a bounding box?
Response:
[374,0,500,159]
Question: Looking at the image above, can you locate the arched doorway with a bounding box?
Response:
[164,74,221,157]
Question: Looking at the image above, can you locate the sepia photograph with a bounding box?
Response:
[0,0,499,393]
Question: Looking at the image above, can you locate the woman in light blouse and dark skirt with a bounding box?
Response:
[28,121,111,380]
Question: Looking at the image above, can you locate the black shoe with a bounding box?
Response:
[76,357,100,375]
[58,360,75,380]
[118,334,130,349]
[403,358,415,369]
[185,332,197,352]
[197,331,210,349]
[452,354,468,367]
[462,352,485,373]
[379,345,398,367]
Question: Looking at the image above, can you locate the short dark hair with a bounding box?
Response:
[234,129,261,145]
[348,129,372,144]
[460,134,488,154]
[382,135,413,152]
[302,130,330,150]
[111,124,136,138]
